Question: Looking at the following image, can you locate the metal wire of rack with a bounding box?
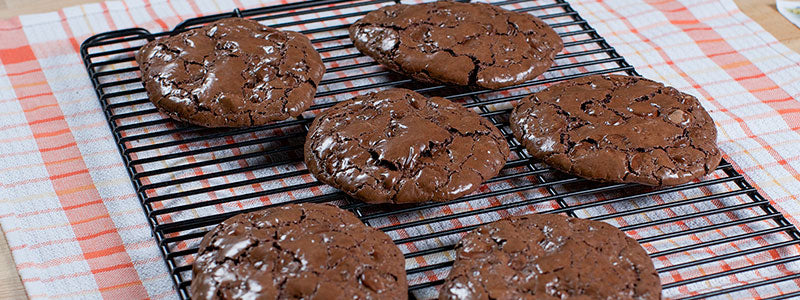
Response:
[78,0,800,299]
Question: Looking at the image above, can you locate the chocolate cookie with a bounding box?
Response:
[190,203,407,299]
[136,18,325,127]
[439,214,661,299]
[304,88,509,204]
[510,74,721,186]
[349,1,563,90]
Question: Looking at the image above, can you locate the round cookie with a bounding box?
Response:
[190,203,407,300]
[439,214,661,299]
[304,88,509,204]
[349,1,563,90]
[510,74,721,186]
[136,18,325,127]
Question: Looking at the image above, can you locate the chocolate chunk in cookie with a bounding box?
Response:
[510,74,721,186]
[304,88,509,204]
[190,203,407,299]
[349,1,563,90]
[439,214,661,299]
[136,18,325,127]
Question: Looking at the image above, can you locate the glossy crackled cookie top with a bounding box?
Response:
[304,88,509,204]
[349,1,563,89]
[190,203,407,300]
[511,74,721,186]
[439,214,661,300]
[136,18,325,127]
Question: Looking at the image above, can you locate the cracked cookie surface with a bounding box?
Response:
[349,1,563,90]
[136,18,324,127]
[439,214,661,300]
[190,203,407,300]
[510,74,721,186]
[304,88,509,204]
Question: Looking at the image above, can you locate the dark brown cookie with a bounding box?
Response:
[349,1,563,90]
[190,203,407,300]
[136,18,325,127]
[304,88,509,204]
[439,214,661,299]
[510,74,721,186]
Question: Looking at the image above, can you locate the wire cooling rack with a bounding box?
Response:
[79,0,800,299]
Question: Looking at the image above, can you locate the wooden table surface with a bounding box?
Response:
[1,0,799,299]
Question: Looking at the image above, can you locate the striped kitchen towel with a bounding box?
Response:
[1,0,799,299]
